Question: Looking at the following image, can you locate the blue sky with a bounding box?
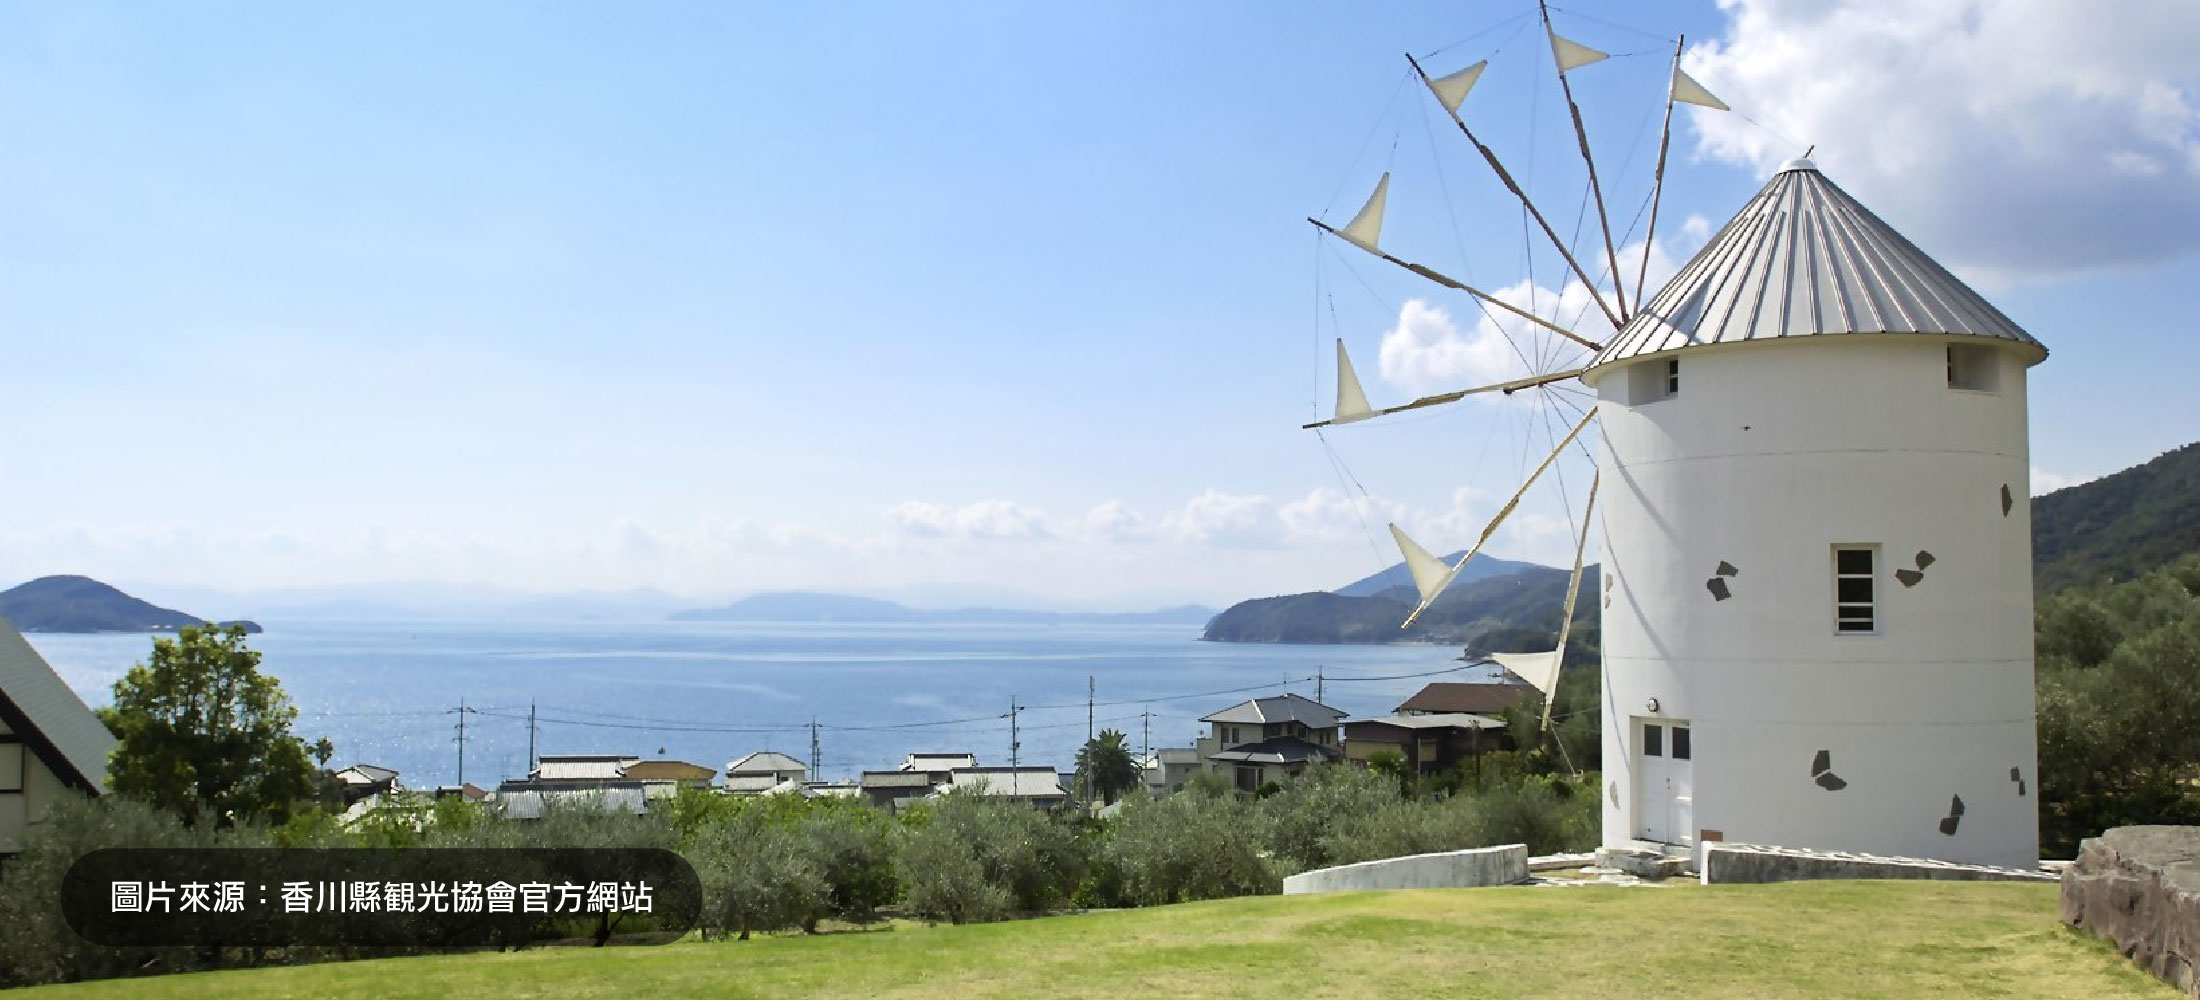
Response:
[2,1,2196,610]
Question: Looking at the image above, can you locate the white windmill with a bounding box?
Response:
[1305,6,2041,868]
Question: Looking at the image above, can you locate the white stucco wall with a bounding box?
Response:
[1585,335,2040,868]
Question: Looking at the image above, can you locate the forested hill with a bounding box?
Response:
[2033,441,2200,593]
[0,575,262,633]
[1203,563,1597,653]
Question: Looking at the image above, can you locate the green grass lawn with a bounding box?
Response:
[22,881,2178,999]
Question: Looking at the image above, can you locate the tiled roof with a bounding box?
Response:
[1395,682,1530,716]
[1206,736,1342,766]
[938,767,1068,799]
[1200,692,1347,726]
[726,750,806,775]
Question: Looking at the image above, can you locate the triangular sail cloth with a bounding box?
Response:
[1548,31,1608,74]
[1387,524,1458,605]
[1671,66,1728,110]
[1339,173,1389,252]
[1333,340,1373,423]
[1425,60,1487,114]
[1491,651,1561,699]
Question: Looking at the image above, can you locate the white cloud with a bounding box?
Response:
[1080,500,1153,542]
[1688,0,2200,276]
[1374,236,1686,397]
[1159,490,1278,549]
[2030,467,2082,496]
[886,500,1052,540]
[1277,487,1404,543]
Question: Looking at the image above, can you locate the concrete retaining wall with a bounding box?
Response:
[1701,842,2055,884]
[1282,844,1528,895]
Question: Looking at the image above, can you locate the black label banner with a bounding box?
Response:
[63,848,701,947]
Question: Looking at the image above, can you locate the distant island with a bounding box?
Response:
[672,591,1216,626]
[0,575,263,634]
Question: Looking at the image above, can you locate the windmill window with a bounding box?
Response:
[1834,545,1878,634]
[1628,358,1680,404]
[1947,344,1999,393]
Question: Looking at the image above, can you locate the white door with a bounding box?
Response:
[1635,719,1696,845]
[1668,723,1695,845]
[1635,719,1667,842]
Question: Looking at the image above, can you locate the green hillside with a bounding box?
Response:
[2034,441,2200,592]
[16,883,2160,1000]
[1203,564,1596,650]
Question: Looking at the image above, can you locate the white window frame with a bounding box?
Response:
[1833,544,1880,635]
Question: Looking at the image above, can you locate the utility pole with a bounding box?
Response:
[809,718,821,777]
[1317,667,1325,706]
[1007,698,1022,770]
[1086,675,1095,743]
[452,697,468,788]
[1141,710,1152,760]
[527,701,537,779]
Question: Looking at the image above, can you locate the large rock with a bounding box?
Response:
[2061,825,2200,997]
[1282,844,1528,894]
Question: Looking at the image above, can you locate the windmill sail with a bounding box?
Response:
[1424,59,1488,114]
[1387,524,1458,606]
[1339,173,1390,253]
[1491,651,1561,698]
[1548,30,1608,74]
[1671,66,1729,110]
[1333,339,1373,423]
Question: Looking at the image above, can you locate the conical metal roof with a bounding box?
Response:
[1590,159,2045,371]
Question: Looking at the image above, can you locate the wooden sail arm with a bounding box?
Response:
[1542,468,1600,732]
[1402,405,1599,627]
[1637,35,1685,313]
[1404,53,1625,333]
[1302,367,1586,430]
[1541,1,1630,323]
[1308,218,1604,353]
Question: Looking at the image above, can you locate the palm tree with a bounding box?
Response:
[1076,729,1142,805]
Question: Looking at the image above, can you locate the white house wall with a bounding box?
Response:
[1588,335,2038,868]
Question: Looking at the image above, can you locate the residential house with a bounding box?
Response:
[0,613,116,855]
[1143,747,1202,795]
[1394,681,1531,719]
[858,770,937,810]
[495,785,650,820]
[933,766,1070,809]
[1343,713,1509,781]
[900,752,977,779]
[1195,693,1346,792]
[333,763,400,806]
[525,754,640,789]
[625,759,717,789]
[724,751,807,795]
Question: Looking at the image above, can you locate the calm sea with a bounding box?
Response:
[27,621,1497,788]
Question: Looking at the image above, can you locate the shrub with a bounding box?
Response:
[0,797,217,987]
[689,811,827,940]
[1105,792,1278,905]
[799,801,899,926]
[898,791,1084,923]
